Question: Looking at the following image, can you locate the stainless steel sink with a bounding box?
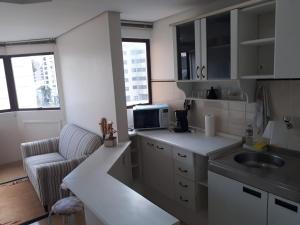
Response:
[234,152,285,169]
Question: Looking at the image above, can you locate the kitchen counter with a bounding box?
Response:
[209,146,300,203]
[63,142,179,225]
[131,129,242,157]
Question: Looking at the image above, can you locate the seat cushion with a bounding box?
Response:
[58,124,102,160]
[25,152,65,179]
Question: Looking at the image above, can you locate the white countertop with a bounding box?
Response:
[63,142,179,225]
[133,129,242,157]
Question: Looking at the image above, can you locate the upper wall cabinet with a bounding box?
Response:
[238,1,276,79]
[175,11,238,81]
[176,22,196,80]
[274,0,300,79]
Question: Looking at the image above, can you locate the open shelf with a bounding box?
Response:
[238,1,276,80]
[240,75,274,80]
[240,37,275,46]
[185,97,245,103]
[241,1,275,14]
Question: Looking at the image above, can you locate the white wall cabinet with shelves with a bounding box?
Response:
[238,1,276,79]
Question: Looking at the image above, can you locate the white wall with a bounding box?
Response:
[0,43,65,165]
[57,11,128,141]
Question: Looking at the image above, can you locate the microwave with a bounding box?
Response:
[133,104,169,130]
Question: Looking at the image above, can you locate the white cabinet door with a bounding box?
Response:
[141,138,174,199]
[142,138,157,188]
[208,171,268,225]
[275,0,300,78]
[268,194,300,225]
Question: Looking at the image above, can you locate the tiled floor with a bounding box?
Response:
[0,161,26,184]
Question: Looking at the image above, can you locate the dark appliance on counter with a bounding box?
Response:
[174,110,189,133]
[206,86,219,99]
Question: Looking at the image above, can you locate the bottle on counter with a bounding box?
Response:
[245,124,254,146]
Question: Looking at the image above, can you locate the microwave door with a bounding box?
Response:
[133,109,160,129]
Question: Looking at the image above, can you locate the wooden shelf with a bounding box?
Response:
[240,37,275,46]
[240,75,274,80]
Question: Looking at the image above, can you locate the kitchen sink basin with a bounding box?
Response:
[234,152,285,169]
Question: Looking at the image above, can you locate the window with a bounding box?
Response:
[0,53,60,112]
[122,39,151,107]
[0,59,10,111]
[11,54,60,109]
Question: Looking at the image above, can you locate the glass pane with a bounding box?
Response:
[122,42,150,107]
[176,22,195,80]
[207,13,231,80]
[12,55,60,109]
[0,59,10,110]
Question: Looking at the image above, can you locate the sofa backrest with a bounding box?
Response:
[59,124,102,160]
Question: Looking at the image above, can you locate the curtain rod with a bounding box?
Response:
[121,20,153,29]
[1,38,56,47]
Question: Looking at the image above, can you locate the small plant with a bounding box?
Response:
[99,118,117,147]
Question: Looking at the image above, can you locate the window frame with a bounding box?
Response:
[122,38,152,109]
[0,52,61,113]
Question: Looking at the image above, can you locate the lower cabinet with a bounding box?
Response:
[209,171,300,225]
[141,137,174,199]
[208,171,268,225]
[268,194,300,225]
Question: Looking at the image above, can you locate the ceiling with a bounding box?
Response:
[0,0,234,42]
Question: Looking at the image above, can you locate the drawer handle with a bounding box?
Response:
[243,187,261,199]
[275,199,298,213]
[156,146,164,150]
[146,142,154,147]
[178,167,188,173]
[177,153,187,158]
[178,181,188,188]
[179,196,189,202]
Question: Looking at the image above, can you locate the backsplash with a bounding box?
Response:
[152,80,300,147]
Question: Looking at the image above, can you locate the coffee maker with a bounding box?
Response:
[174,110,189,132]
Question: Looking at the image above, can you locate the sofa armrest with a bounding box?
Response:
[35,156,86,207]
[20,137,59,159]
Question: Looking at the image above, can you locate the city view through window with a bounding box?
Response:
[122,41,150,107]
[11,55,60,109]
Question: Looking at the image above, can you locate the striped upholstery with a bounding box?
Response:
[21,137,59,158]
[59,124,102,160]
[24,153,65,199]
[21,124,102,209]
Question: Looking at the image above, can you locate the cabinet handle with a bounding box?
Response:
[178,167,188,173]
[196,66,200,79]
[179,196,189,202]
[243,187,261,199]
[177,153,187,158]
[156,146,164,150]
[179,181,188,188]
[275,199,298,213]
[146,142,154,147]
[201,66,206,78]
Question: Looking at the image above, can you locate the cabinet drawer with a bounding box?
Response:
[155,141,172,157]
[173,147,194,166]
[174,160,195,181]
[174,175,196,197]
[175,190,196,210]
